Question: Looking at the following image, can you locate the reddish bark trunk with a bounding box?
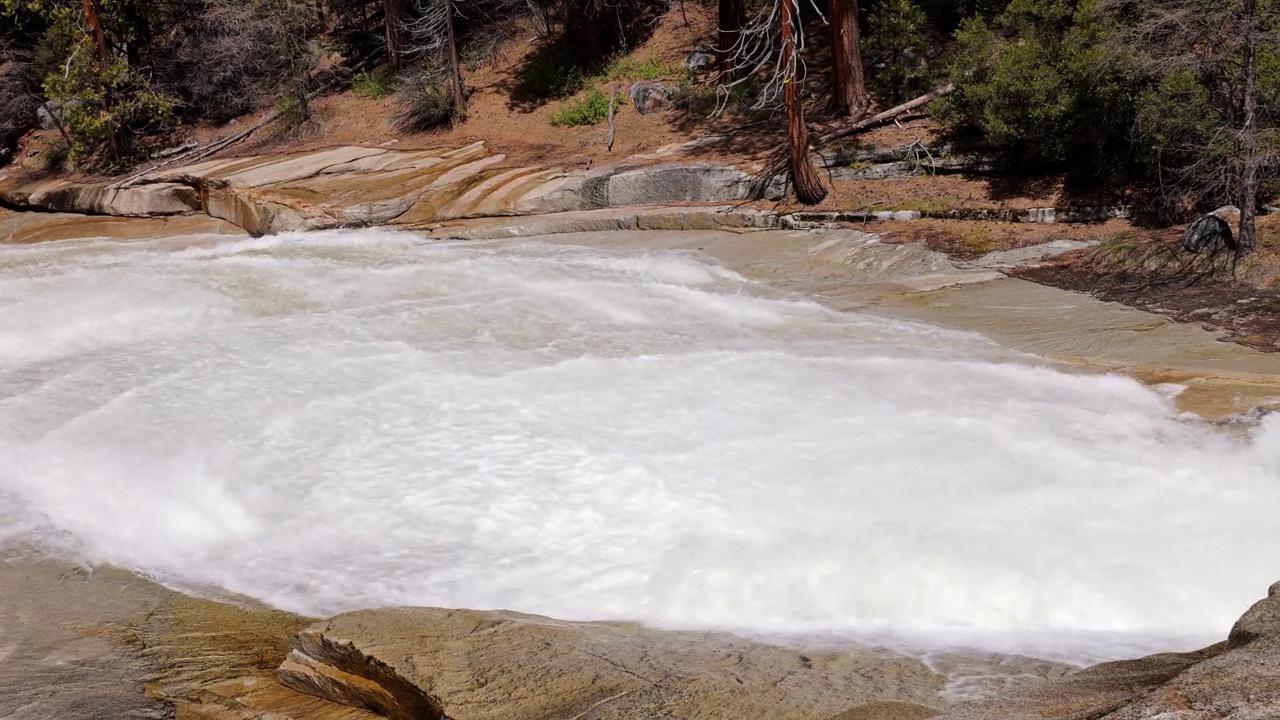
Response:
[828,0,870,118]
[718,0,745,74]
[384,0,408,69]
[781,0,828,204]
[81,0,109,61]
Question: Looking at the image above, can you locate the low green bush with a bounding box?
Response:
[549,87,622,127]
[603,49,686,83]
[352,70,396,99]
[275,92,309,130]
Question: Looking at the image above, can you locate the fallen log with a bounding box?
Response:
[109,111,281,189]
[816,83,954,145]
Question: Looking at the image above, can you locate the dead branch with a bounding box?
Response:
[606,84,617,153]
[110,111,280,188]
[816,83,953,145]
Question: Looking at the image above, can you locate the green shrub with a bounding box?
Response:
[396,73,459,131]
[935,0,1135,176]
[352,70,396,99]
[42,45,175,164]
[865,0,933,104]
[275,92,309,130]
[549,87,622,127]
[603,49,684,82]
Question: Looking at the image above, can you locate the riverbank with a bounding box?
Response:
[4,211,1280,719]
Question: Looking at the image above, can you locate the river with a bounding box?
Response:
[1,228,1277,666]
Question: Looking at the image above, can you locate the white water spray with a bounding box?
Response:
[0,229,1276,662]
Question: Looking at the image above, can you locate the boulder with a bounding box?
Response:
[630,80,675,114]
[1212,204,1241,221]
[579,164,782,208]
[1183,213,1236,253]
[35,99,72,131]
[278,607,944,720]
[683,46,717,72]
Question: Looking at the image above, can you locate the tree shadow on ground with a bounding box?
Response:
[499,1,669,114]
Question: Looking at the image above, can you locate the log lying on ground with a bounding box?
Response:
[816,84,954,146]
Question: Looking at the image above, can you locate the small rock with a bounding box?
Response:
[900,48,927,71]
[1212,204,1241,221]
[630,80,675,114]
[36,100,63,131]
[683,46,717,72]
[1182,213,1236,253]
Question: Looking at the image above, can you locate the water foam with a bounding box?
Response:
[0,229,1276,662]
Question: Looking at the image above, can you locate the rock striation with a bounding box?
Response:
[0,142,783,236]
[277,607,945,720]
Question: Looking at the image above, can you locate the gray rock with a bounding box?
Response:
[630,80,674,114]
[1183,213,1236,253]
[1212,204,1241,219]
[580,164,782,209]
[900,48,927,70]
[683,46,717,72]
[36,100,66,131]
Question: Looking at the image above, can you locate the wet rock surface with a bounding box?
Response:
[934,584,1280,720]
[0,556,377,720]
[278,607,946,720]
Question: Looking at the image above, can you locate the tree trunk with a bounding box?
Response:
[1238,0,1259,257]
[82,0,109,62]
[81,0,123,159]
[718,0,745,74]
[384,0,409,69]
[580,0,602,68]
[444,0,466,115]
[781,0,828,204]
[828,0,870,118]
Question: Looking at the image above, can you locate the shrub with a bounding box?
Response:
[865,0,934,104]
[395,71,458,131]
[935,0,1136,179]
[0,50,37,154]
[352,69,396,99]
[275,92,309,130]
[42,48,175,164]
[603,49,683,82]
[549,86,622,127]
[152,0,316,123]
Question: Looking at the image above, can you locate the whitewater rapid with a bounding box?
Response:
[1,229,1277,662]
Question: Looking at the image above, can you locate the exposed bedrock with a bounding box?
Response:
[277,607,945,720]
[0,142,785,236]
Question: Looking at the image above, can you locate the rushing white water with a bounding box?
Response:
[1,229,1277,663]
